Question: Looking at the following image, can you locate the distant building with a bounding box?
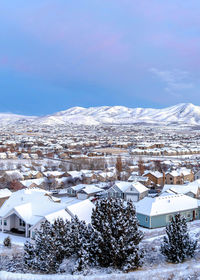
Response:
[165,168,194,185]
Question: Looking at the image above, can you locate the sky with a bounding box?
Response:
[0,0,200,115]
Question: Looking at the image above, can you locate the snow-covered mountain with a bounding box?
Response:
[2,103,200,126]
[36,103,200,126]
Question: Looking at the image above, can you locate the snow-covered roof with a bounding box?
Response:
[0,188,94,226]
[128,175,149,182]
[144,171,163,178]
[45,209,72,223]
[20,178,45,188]
[43,171,65,177]
[166,168,191,177]
[135,194,198,216]
[71,184,87,191]
[114,181,147,193]
[80,185,103,194]
[67,171,83,179]
[0,188,12,199]
[0,188,66,225]
[67,199,94,224]
[131,182,148,193]
[114,181,131,192]
[162,180,200,196]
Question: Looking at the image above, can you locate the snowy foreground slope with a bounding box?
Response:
[1,220,200,280]
[2,103,200,126]
[1,258,200,280]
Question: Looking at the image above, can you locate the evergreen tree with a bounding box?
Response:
[24,241,36,271]
[51,218,72,261]
[24,220,62,273]
[71,217,102,274]
[161,213,197,263]
[91,198,144,271]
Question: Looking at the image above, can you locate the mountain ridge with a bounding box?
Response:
[1,103,200,126]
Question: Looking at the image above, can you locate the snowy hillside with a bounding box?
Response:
[0,113,36,126]
[1,103,200,126]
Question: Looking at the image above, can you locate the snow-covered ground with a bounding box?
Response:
[1,220,200,279]
[1,261,200,280]
[0,232,28,247]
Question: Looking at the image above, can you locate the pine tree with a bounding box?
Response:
[161,213,197,263]
[24,241,36,271]
[91,198,144,271]
[24,220,61,273]
[51,218,72,261]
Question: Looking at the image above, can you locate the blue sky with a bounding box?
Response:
[0,0,200,115]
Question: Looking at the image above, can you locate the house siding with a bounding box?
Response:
[136,213,150,228]
[137,209,199,229]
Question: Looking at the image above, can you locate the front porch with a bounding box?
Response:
[0,213,31,238]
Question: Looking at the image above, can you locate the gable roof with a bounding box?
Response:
[131,182,148,193]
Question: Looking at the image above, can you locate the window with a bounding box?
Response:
[187,213,191,218]
[0,219,2,225]
[19,219,25,227]
[145,217,148,222]
[170,177,173,181]
[4,220,7,226]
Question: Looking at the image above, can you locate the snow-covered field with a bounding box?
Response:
[1,220,200,279]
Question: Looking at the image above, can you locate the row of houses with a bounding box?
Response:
[142,168,194,187]
[1,178,200,237]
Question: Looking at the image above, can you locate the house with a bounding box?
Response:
[165,168,194,185]
[23,171,43,180]
[81,170,97,184]
[43,171,68,179]
[30,199,95,239]
[0,188,12,207]
[67,184,86,197]
[128,174,150,186]
[77,185,104,200]
[135,194,199,229]
[144,171,164,186]
[0,188,94,239]
[162,180,200,199]
[108,181,148,202]
[20,178,47,189]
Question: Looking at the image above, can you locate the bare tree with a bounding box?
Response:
[116,156,122,180]
[138,158,145,176]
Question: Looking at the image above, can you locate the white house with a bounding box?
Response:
[0,188,94,239]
